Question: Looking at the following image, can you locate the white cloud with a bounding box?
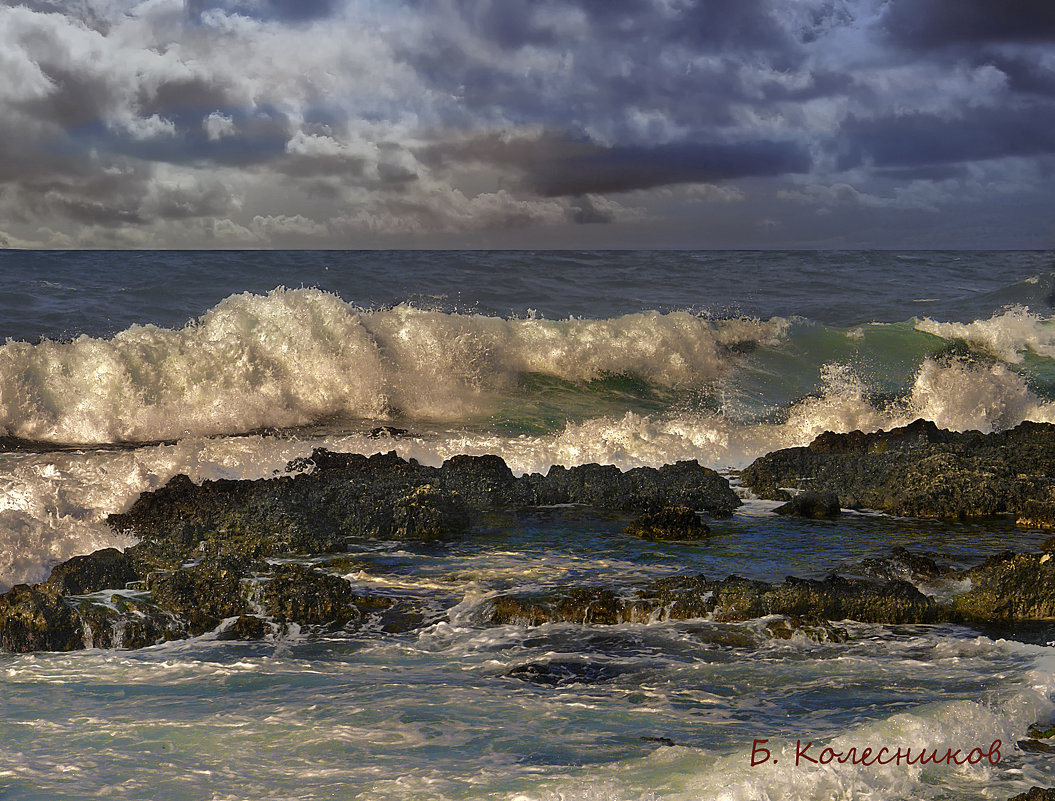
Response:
[203,111,236,140]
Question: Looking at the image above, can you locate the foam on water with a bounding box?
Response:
[0,288,787,444]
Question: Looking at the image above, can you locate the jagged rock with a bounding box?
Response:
[45,548,140,595]
[625,507,711,541]
[761,616,848,643]
[1008,789,1055,801]
[147,557,252,636]
[741,419,1055,520]
[952,552,1055,621]
[488,572,940,628]
[859,547,952,583]
[216,615,269,641]
[1028,724,1055,739]
[75,595,184,649]
[389,484,472,540]
[1017,500,1055,530]
[259,564,364,627]
[764,574,938,624]
[0,584,84,652]
[773,492,841,519]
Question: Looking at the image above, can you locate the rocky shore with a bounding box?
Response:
[2,422,1055,654]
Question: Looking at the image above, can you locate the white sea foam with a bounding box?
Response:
[0,287,787,444]
[916,306,1055,363]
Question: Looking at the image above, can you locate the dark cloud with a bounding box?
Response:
[838,105,1055,171]
[980,52,1055,98]
[882,0,1055,48]
[424,130,811,195]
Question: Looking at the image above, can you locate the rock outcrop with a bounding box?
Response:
[0,451,740,653]
[741,420,1055,521]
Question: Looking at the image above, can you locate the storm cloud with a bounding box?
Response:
[0,0,1051,248]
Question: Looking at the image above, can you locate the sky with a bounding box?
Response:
[0,0,1054,249]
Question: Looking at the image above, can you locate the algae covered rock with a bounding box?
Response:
[773,492,841,519]
[0,584,85,653]
[741,419,1055,521]
[45,548,140,595]
[952,552,1055,622]
[260,564,367,627]
[625,506,711,541]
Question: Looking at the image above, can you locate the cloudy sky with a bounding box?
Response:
[1,0,1054,248]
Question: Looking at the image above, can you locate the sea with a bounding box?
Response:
[1,249,1054,800]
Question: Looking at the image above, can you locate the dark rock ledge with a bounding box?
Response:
[3,431,1055,654]
[0,451,739,653]
[740,419,1055,522]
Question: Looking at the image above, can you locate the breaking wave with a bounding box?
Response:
[0,287,787,445]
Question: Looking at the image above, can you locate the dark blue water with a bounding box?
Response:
[2,250,1051,340]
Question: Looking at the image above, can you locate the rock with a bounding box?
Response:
[641,736,677,747]
[764,574,939,624]
[147,557,251,636]
[389,484,472,540]
[259,564,363,627]
[625,507,711,541]
[952,552,1055,621]
[761,616,848,643]
[488,572,940,628]
[216,615,269,641]
[45,548,140,595]
[741,419,1055,520]
[859,547,952,583]
[1017,500,1055,530]
[75,595,184,649]
[1008,789,1055,801]
[1018,740,1055,755]
[0,584,85,652]
[773,492,840,519]
[1028,724,1055,739]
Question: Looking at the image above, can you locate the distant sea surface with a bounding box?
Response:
[1,250,1054,800]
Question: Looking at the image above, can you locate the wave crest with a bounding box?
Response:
[0,288,787,444]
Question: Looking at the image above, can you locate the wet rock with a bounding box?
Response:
[75,595,185,649]
[259,564,363,627]
[488,572,939,628]
[147,557,251,636]
[1017,500,1055,530]
[1008,789,1055,801]
[490,587,647,626]
[439,454,521,509]
[741,419,1055,520]
[216,615,269,641]
[764,574,939,625]
[640,736,676,747]
[761,616,849,643]
[1028,724,1055,739]
[389,484,472,540]
[625,506,711,541]
[0,584,85,652]
[859,547,952,583]
[46,548,140,595]
[952,552,1055,621]
[773,492,840,519]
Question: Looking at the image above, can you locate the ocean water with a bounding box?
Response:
[1,249,1054,800]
